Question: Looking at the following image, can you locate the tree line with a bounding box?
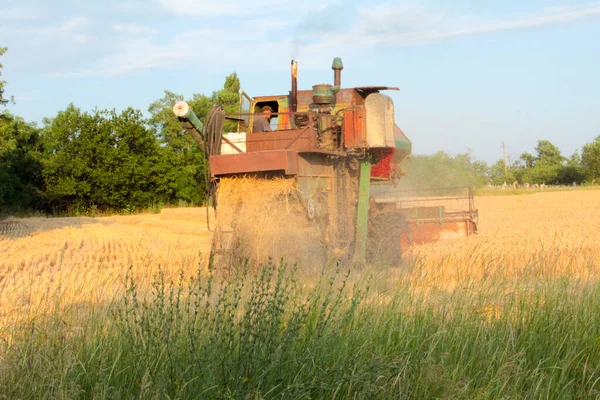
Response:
[1,47,242,214]
[1,47,600,215]
[486,139,600,186]
[402,137,600,190]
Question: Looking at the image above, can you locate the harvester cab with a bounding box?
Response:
[173,58,478,265]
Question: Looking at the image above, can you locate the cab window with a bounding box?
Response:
[254,101,279,131]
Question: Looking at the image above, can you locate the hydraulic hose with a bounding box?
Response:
[202,106,226,231]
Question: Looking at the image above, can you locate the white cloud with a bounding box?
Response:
[358,4,447,35]
[13,91,39,103]
[446,5,600,36]
[0,6,43,20]
[286,2,600,70]
[49,19,294,78]
[156,0,317,16]
[113,24,156,35]
[58,16,89,34]
[156,0,270,16]
[349,3,600,47]
[50,30,213,78]
[47,2,600,78]
[245,18,291,32]
[18,15,89,40]
[173,28,214,40]
[73,35,88,44]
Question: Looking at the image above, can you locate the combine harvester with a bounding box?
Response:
[173,58,477,264]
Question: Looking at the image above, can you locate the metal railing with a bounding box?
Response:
[229,111,335,133]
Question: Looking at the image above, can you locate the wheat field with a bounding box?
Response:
[401,190,600,290]
[0,208,213,327]
[2,190,600,398]
[0,190,599,328]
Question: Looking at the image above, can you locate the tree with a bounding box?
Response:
[534,140,564,166]
[489,159,516,185]
[520,152,535,168]
[557,151,585,185]
[511,140,565,185]
[43,105,162,212]
[149,90,212,151]
[520,163,560,184]
[147,72,241,205]
[148,91,209,205]
[104,107,162,209]
[399,150,489,189]
[582,136,600,182]
[0,112,46,213]
[0,47,14,107]
[214,72,240,132]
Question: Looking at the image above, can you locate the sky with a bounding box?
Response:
[1,0,599,164]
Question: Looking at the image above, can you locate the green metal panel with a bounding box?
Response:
[332,57,343,69]
[173,101,206,150]
[355,159,372,262]
[392,125,412,167]
[187,109,204,134]
[395,135,411,152]
[312,84,335,104]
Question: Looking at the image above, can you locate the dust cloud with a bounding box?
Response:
[214,177,327,268]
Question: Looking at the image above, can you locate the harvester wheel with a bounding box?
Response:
[367,211,411,266]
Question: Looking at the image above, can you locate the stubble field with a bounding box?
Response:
[1,189,600,398]
[2,190,598,323]
[0,208,213,326]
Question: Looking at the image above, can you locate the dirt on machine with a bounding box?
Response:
[173,58,478,267]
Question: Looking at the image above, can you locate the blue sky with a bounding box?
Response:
[1,0,599,163]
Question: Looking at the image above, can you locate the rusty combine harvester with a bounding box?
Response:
[173,58,478,264]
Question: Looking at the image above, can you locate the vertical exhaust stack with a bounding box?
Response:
[291,60,298,113]
[332,57,343,89]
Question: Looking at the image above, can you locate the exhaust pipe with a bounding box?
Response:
[332,57,343,88]
[291,60,298,113]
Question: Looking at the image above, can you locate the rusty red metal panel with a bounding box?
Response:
[246,128,318,152]
[408,221,475,245]
[343,107,366,148]
[371,148,395,179]
[209,150,299,177]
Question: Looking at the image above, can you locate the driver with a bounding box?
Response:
[252,106,273,132]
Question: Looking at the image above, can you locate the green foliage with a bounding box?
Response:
[535,139,565,166]
[147,73,241,205]
[0,46,12,107]
[0,72,242,215]
[2,260,600,398]
[582,136,600,181]
[516,140,565,184]
[0,112,46,213]
[518,162,561,184]
[506,140,588,185]
[43,105,162,212]
[148,91,208,205]
[558,151,586,184]
[520,152,535,168]
[216,72,241,132]
[488,159,516,185]
[399,151,489,189]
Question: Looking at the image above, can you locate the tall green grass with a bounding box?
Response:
[1,259,600,399]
